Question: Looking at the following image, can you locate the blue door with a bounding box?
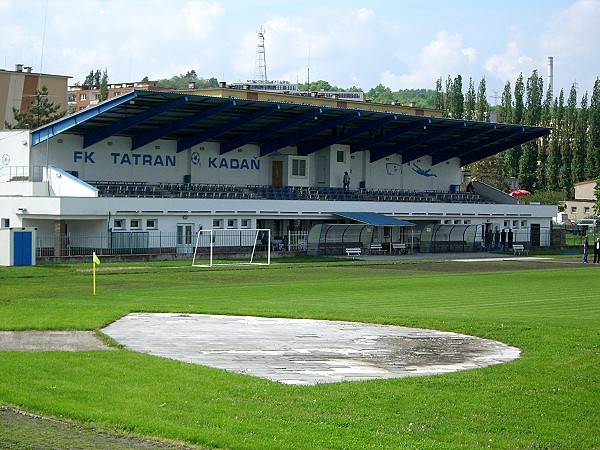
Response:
[14,231,32,266]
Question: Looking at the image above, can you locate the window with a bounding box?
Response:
[584,207,590,214]
[130,219,140,229]
[512,220,519,228]
[241,219,250,228]
[213,219,223,228]
[113,219,124,229]
[336,150,345,163]
[454,220,461,224]
[504,220,509,227]
[520,220,527,227]
[291,158,307,177]
[1,218,9,228]
[571,206,578,213]
[68,94,76,102]
[79,93,87,101]
[146,219,157,229]
[227,219,237,228]
[444,219,452,224]
[463,219,471,224]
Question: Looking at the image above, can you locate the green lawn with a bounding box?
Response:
[0,258,598,449]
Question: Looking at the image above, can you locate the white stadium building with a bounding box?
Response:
[0,88,556,263]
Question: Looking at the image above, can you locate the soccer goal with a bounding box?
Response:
[191,229,271,267]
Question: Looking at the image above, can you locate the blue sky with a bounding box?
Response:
[1,0,598,102]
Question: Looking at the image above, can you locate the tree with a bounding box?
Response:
[365,84,393,104]
[467,154,511,192]
[500,80,513,123]
[588,78,600,178]
[503,75,525,178]
[4,85,65,129]
[99,68,109,101]
[476,77,489,122]
[449,75,464,119]
[560,121,573,196]
[156,73,218,90]
[83,69,102,86]
[572,90,587,183]
[434,77,444,111]
[519,70,544,191]
[464,77,476,120]
[539,87,554,189]
[595,177,600,216]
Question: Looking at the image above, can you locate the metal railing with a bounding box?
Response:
[0,165,47,183]
[35,230,310,258]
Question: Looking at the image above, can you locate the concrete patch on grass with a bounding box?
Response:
[0,331,112,352]
[102,313,520,385]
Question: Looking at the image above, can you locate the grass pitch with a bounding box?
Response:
[0,257,598,449]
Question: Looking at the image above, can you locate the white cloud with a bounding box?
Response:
[484,39,533,85]
[182,1,225,41]
[539,0,600,92]
[381,31,478,90]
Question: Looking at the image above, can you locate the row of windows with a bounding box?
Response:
[212,219,251,229]
[570,206,591,214]
[70,91,124,102]
[442,219,529,228]
[113,218,253,231]
[113,219,157,230]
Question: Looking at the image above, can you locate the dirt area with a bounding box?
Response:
[0,405,199,449]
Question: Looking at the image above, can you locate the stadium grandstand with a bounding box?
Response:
[0,87,555,261]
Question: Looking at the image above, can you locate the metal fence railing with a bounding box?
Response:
[36,230,311,259]
[37,232,179,258]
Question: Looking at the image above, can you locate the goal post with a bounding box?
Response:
[191,229,271,267]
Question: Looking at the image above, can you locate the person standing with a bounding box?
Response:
[594,237,600,263]
[343,171,350,192]
[583,235,589,263]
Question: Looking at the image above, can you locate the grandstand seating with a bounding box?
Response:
[88,181,493,204]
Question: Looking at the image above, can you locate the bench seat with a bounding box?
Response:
[512,244,529,255]
[345,247,362,257]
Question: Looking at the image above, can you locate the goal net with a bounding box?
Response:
[191,229,271,267]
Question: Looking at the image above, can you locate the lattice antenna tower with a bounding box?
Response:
[254,26,268,82]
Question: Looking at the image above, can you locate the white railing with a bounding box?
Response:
[0,165,47,183]
[287,231,308,251]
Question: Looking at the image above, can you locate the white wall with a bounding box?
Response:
[0,130,31,171]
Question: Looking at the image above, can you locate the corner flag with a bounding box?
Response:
[92,252,100,295]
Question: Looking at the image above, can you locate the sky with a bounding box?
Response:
[1,0,599,103]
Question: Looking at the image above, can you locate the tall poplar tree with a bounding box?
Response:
[464,77,476,120]
[476,77,489,122]
[539,86,554,189]
[588,78,600,178]
[449,75,464,119]
[99,69,109,101]
[504,74,525,178]
[500,81,513,123]
[571,89,587,182]
[518,70,543,191]
[434,77,445,111]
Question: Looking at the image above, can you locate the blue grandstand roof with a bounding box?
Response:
[32,89,550,167]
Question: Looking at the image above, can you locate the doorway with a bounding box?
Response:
[272,161,283,186]
[177,223,194,254]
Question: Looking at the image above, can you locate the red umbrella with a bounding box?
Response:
[509,189,532,197]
